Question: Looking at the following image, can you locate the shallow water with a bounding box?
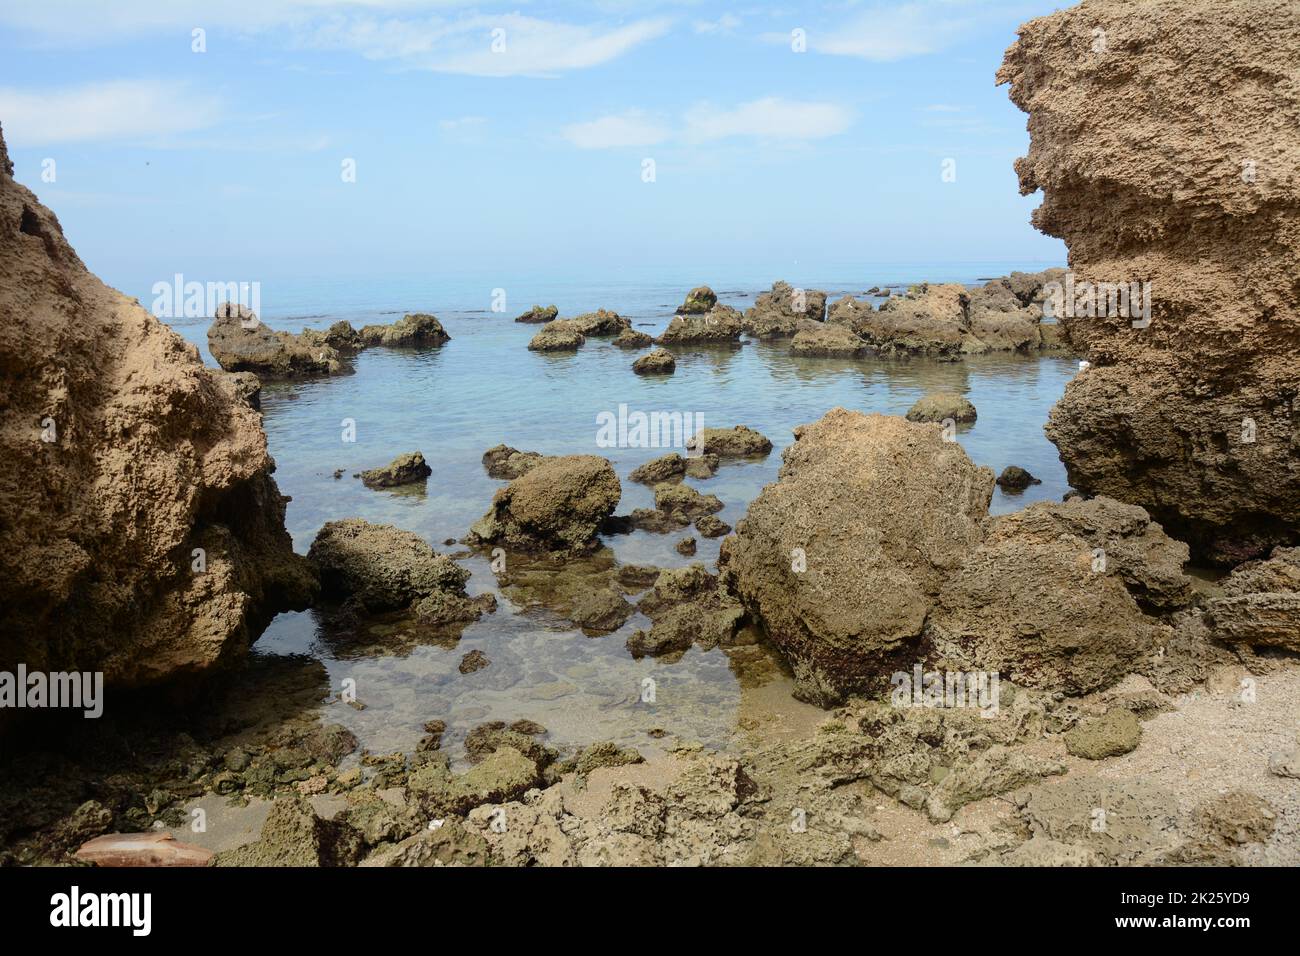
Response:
[165,267,1074,765]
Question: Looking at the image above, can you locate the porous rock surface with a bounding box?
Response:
[0,123,317,688]
[1000,0,1300,563]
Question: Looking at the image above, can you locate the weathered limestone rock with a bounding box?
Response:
[1001,0,1300,562]
[0,123,317,689]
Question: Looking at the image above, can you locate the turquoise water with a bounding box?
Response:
[162,266,1074,763]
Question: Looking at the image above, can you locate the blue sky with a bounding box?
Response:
[0,1,1069,289]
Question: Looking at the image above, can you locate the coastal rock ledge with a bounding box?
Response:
[1000,0,1300,563]
[0,122,318,689]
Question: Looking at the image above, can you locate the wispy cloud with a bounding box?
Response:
[761,1,1002,63]
[304,13,672,77]
[562,110,671,149]
[0,80,222,145]
[563,97,854,150]
[683,98,853,142]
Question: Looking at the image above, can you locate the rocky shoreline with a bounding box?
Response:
[2,0,1297,869]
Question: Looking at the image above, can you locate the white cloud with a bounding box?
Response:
[565,98,853,150]
[683,98,853,143]
[0,80,222,145]
[300,12,673,77]
[0,4,671,78]
[561,110,671,149]
[760,1,994,63]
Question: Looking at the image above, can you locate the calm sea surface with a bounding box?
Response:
[159,264,1074,763]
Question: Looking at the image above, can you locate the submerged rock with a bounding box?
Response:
[360,451,431,488]
[468,455,621,553]
[514,304,558,324]
[720,410,993,705]
[527,319,586,352]
[458,649,491,674]
[1001,0,1300,563]
[905,392,977,424]
[358,312,450,348]
[0,126,317,690]
[628,565,745,658]
[632,347,676,375]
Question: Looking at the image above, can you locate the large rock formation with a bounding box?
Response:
[719,410,994,704]
[0,123,317,689]
[1000,0,1300,563]
[721,409,1196,705]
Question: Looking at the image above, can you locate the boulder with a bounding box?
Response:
[360,451,431,488]
[694,515,731,539]
[0,124,317,689]
[1001,0,1300,563]
[1206,547,1300,652]
[514,304,558,324]
[653,482,723,519]
[658,306,744,344]
[468,455,621,553]
[676,286,718,314]
[996,465,1041,490]
[928,497,1192,694]
[742,281,827,337]
[632,348,676,375]
[719,410,994,705]
[571,309,629,336]
[685,425,772,459]
[628,452,719,485]
[301,320,363,353]
[1064,709,1142,760]
[613,328,653,349]
[905,392,977,424]
[628,565,746,658]
[482,444,545,480]
[358,312,449,348]
[214,796,364,867]
[790,323,868,357]
[208,304,340,377]
[308,519,474,613]
[855,283,969,356]
[527,319,586,352]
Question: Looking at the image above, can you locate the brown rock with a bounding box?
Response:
[468,455,621,553]
[1001,0,1300,563]
[527,319,586,352]
[659,306,744,344]
[360,451,431,488]
[632,347,676,375]
[719,410,993,705]
[0,126,317,689]
[358,312,449,348]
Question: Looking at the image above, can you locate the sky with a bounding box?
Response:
[0,0,1070,290]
